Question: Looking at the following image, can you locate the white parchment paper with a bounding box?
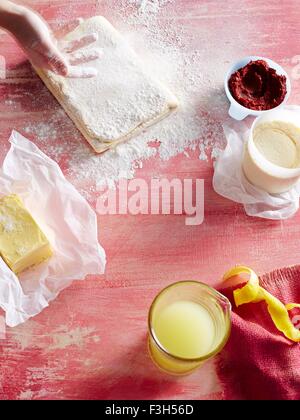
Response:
[0,131,106,327]
[213,121,300,220]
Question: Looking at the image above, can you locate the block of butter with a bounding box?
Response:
[0,195,53,274]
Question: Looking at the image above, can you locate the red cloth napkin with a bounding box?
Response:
[217,265,300,400]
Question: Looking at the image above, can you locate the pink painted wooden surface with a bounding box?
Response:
[0,0,300,400]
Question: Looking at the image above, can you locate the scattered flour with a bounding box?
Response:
[20,0,236,198]
[128,0,173,15]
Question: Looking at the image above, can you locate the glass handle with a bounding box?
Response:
[218,295,232,315]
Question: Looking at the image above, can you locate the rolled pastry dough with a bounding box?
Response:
[35,16,179,153]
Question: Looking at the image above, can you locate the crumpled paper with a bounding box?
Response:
[213,120,300,220]
[0,131,106,327]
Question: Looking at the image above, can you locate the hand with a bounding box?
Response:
[9,6,69,75]
[0,2,101,77]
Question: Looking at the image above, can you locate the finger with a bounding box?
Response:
[68,48,103,65]
[46,46,69,76]
[60,33,98,53]
[26,48,67,76]
[55,17,84,38]
[66,66,98,78]
[27,38,69,76]
[48,57,69,76]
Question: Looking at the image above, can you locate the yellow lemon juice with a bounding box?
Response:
[153,300,215,359]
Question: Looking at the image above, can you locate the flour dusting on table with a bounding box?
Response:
[128,0,173,14]
[21,0,239,198]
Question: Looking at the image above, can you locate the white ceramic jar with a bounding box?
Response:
[243,109,300,194]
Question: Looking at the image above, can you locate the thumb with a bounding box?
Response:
[46,46,69,76]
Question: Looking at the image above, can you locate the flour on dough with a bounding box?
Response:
[35,16,179,153]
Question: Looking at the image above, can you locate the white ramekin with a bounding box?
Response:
[243,109,300,194]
